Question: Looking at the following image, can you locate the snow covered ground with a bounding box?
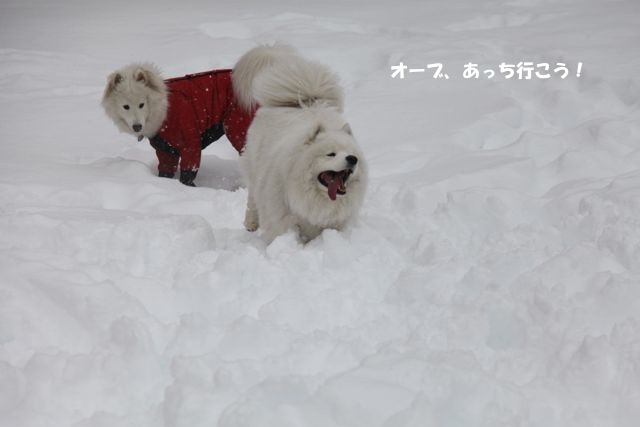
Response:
[1,0,640,426]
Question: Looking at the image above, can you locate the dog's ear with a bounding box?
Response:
[341,123,353,136]
[135,67,162,91]
[103,72,122,98]
[135,68,151,85]
[306,124,324,144]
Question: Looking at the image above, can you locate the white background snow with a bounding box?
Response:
[1,0,640,426]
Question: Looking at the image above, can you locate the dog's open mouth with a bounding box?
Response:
[318,169,353,201]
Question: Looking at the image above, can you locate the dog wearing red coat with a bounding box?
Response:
[101,47,289,186]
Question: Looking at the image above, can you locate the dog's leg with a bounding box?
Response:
[179,169,197,187]
[155,150,178,179]
[244,190,259,231]
[179,144,201,186]
[262,223,290,244]
[260,213,297,244]
[297,221,323,243]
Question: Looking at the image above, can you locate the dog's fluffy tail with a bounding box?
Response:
[232,44,297,110]
[232,44,344,112]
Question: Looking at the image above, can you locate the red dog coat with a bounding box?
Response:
[149,69,255,186]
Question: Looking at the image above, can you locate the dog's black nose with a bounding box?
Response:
[132,124,142,132]
[346,155,358,165]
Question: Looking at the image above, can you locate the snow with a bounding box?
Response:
[1,0,640,426]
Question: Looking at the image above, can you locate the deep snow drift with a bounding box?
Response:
[1,0,640,426]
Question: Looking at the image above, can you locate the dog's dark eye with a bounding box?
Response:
[123,105,130,110]
[327,152,336,157]
[139,103,145,109]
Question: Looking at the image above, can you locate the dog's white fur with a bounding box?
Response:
[101,63,168,139]
[237,45,367,243]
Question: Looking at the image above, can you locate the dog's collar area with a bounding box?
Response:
[318,169,353,201]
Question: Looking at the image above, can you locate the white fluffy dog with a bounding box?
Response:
[234,45,368,243]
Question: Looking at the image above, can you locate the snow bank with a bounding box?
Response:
[1,0,639,426]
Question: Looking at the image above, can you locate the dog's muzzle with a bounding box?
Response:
[318,169,353,201]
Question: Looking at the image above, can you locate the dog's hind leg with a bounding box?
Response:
[244,191,259,232]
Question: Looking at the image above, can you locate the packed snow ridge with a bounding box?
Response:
[1,0,639,426]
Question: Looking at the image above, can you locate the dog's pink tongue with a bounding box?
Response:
[328,172,346,201]
[321,171,344,201]
[328,178,339,201]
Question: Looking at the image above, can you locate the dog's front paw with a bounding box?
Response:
[244,209,259,232]
[179,170,197,187]
[297,223,322,244]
